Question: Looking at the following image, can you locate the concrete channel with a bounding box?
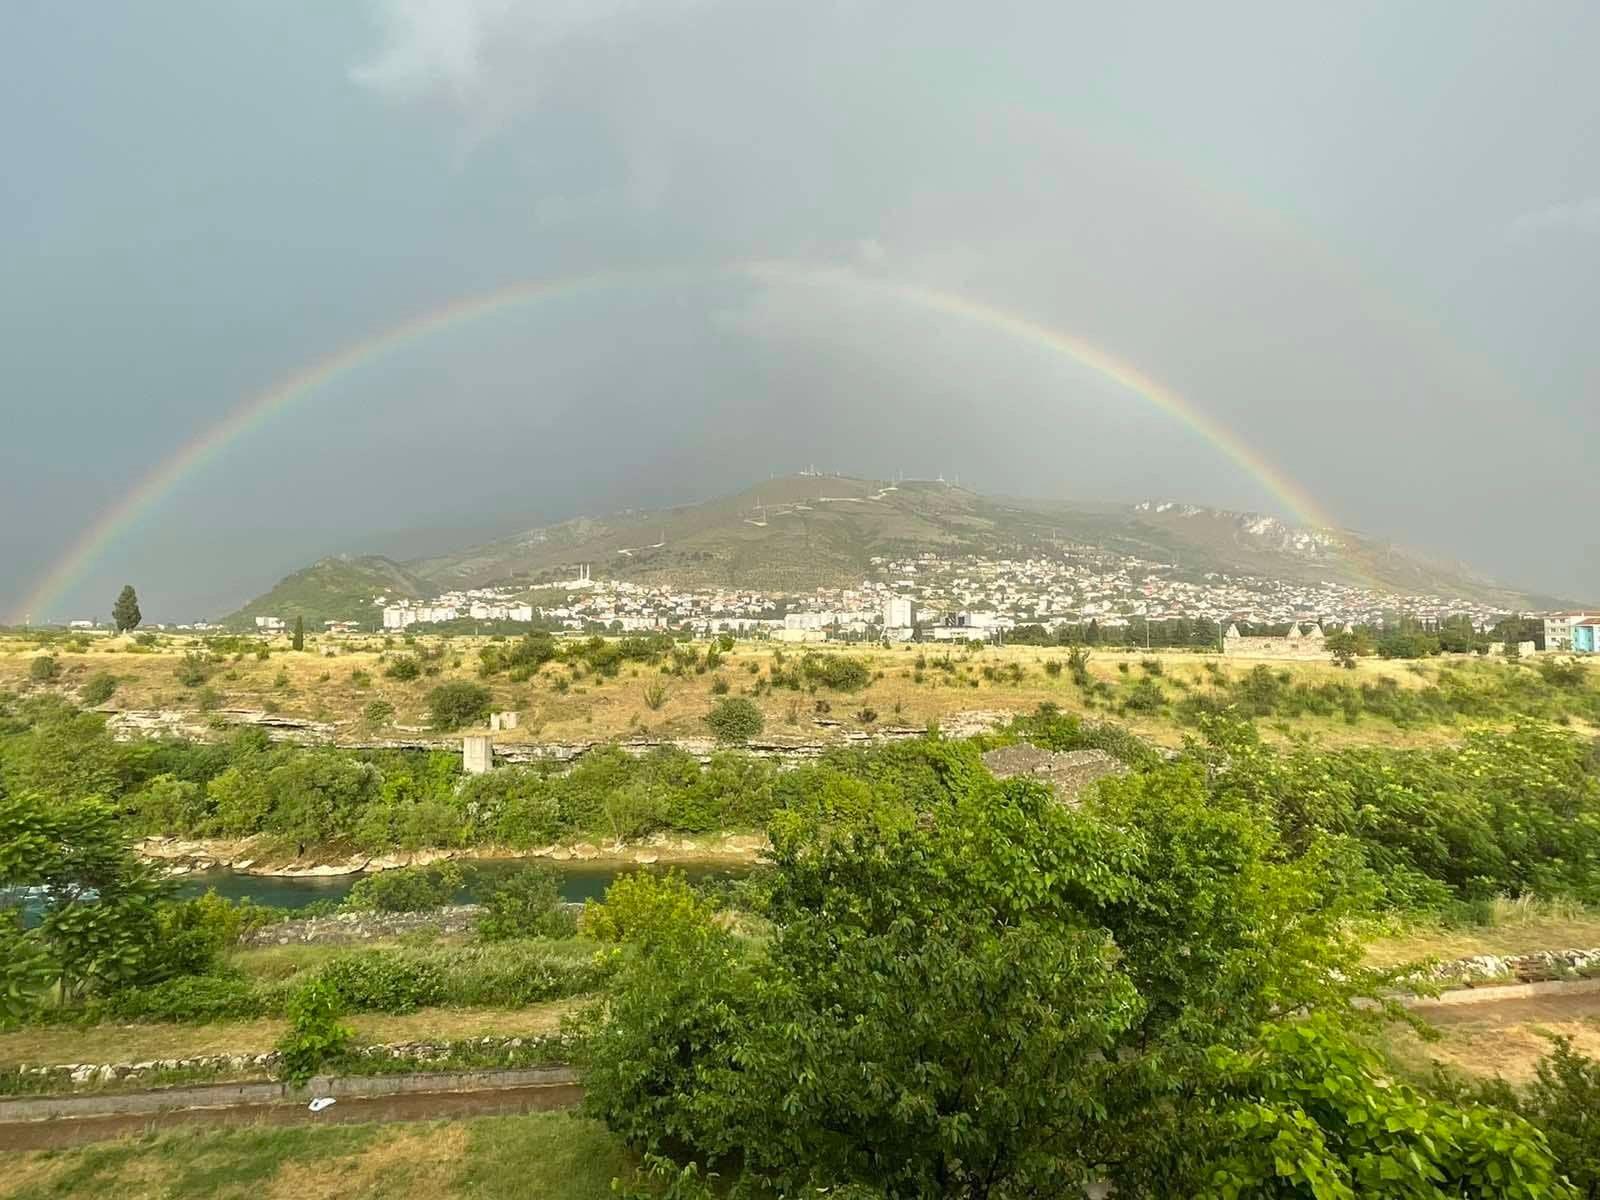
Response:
[0,1066,580,1152]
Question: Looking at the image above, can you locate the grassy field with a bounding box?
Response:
[1364,901,1600,969]
[2,629,1551,750]
[0,1110,629,1200]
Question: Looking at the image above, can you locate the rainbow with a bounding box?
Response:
[15,261,1338,622]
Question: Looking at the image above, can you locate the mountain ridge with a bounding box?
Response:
[228,476,1567,625]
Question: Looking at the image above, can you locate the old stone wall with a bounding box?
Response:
[239,904,483,947]
[5,1033,576,1091]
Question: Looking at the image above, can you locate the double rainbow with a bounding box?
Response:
[15,261,1336,622]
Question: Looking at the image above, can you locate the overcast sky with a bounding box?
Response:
[3,1,1597,620]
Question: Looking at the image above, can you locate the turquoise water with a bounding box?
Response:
[172,860,747,910]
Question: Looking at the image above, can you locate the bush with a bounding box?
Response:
[705,697,764,744]
[276,980,355,1084]
[384,656,421,681]
[644,681,669,711]
[478,866,576,941]
[343,862,464,913]
[426,681,492,731]
[580,870,714,946]
[363,699,395,725]
[388,942,610,1006]
[317,951,446,1013]
[802,654,871,692]
[105,972,263,1023]
[175,651,211,687]
[79,673,118,705]
[28,657,59,682]
[147,891,249,978]
[349,669,372,688]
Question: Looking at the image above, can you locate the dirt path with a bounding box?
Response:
[0,1081,582,1152]
[1410,986,1600,1027]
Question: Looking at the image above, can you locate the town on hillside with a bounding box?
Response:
[230,548,1597,653]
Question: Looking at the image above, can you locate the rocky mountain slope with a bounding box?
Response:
[230,476,1553,624]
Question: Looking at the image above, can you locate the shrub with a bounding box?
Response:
[709,676,730,696]
[175,651,212,687]
[802,654,871,692]
[643,681,669,711]
[426,681,492,730]
[384,656,422,681]
[580,870,714,946]
[317,951,446,1013]
[196,685,222,712]
[435,943,610,1006]
[28,656,59,682]
[363,699,395,725]
[276,980,355,1084]
[79,672,118,705]
[477,866,576,941]
[105,972,263,1023]
[344,862,464,912]
[350,669,372,688]
[706,697,764,743]
[147,891,249,978]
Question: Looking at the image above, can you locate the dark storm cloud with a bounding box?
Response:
[2,0,1597,619]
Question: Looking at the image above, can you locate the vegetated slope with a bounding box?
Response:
[412,476,1539,604]
[227,555,433,626]
[239,476,1554,615]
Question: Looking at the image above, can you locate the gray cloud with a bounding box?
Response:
[3,1,1599,620]
[1509,197,1600,239]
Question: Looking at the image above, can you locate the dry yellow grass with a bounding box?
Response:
[260,1124,469,1200]
[1365,907,1600,969]
[1380,990,1600,1085]
[1,631,1539,751]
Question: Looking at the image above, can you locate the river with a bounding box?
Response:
[170,859,749,910]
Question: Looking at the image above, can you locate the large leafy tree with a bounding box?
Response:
[111,584,141,634]
[583,743,1427,1198]
[0,792,172,1009]
[1197,1018,1569,1200]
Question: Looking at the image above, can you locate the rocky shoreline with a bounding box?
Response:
[136,831,769,877]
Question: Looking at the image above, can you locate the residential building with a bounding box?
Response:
[1544,612,1598,653]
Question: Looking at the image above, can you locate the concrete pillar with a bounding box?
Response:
[463,735,494,775]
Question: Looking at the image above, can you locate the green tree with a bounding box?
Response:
[426,681,492,730]
[705,697,764,743]
[477,865,572,940]
[0,793,173,1006]
[583,759,1384,1197]
[292,615,304,651]
[1197,1018,1568,1200]
[1326,629,1359,669]
[112,585,141,634]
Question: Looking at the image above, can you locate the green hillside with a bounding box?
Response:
[226,555,433,628]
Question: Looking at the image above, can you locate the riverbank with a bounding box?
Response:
[137,831,770,878]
